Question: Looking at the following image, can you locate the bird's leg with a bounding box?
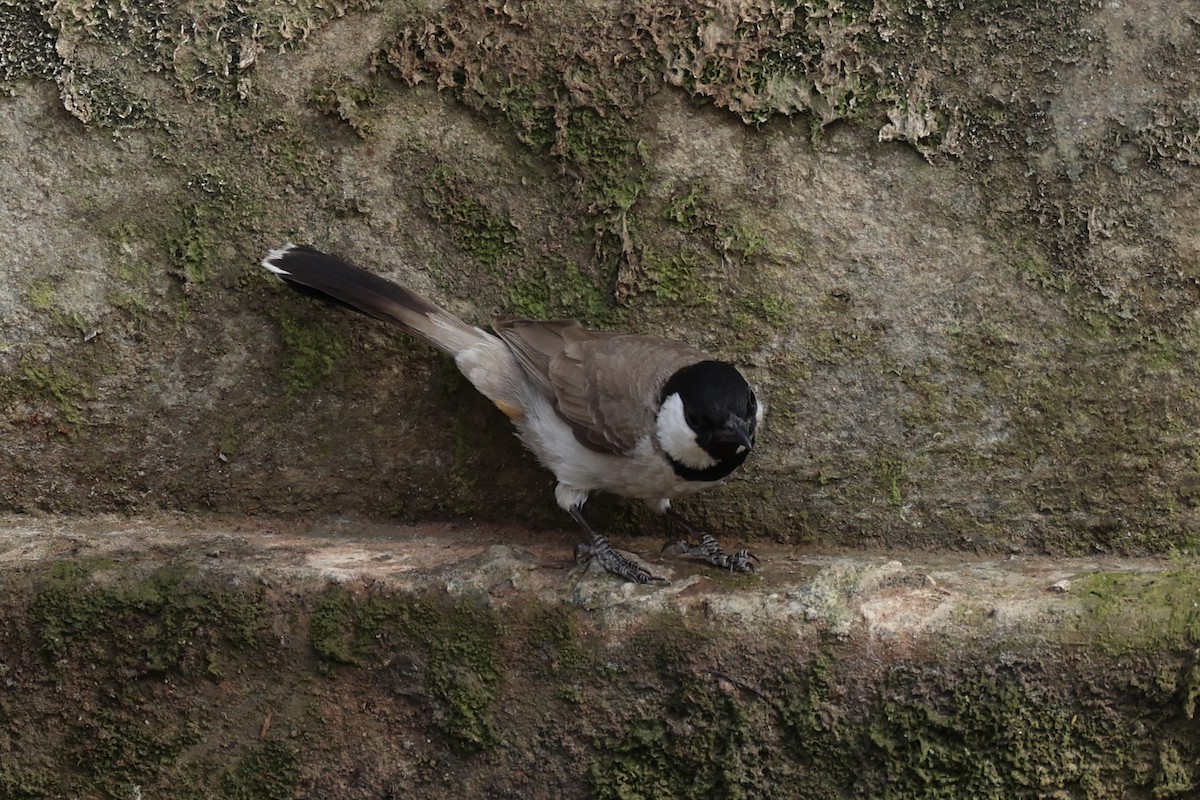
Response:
[660,509,759,574]
[569,505,669,585]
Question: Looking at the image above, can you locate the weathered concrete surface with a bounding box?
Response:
[2,2,1200,794]
[1,515,1198,798]
[0,512,1151,633]
[1,0,1198,555]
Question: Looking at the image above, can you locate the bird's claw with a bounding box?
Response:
[576,537,669,585]
[662,532,759,574]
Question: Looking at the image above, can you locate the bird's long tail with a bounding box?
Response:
[261,243,486,355]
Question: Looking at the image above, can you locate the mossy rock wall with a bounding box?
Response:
[2,1,1199,552]
[2,517,1200,799]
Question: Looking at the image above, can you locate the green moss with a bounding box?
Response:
[163,171,261,302]
[589,679,766,800]
[588,618,753,796]
[221,740,300,800]
[35,0,374,119]
[856,661,1156,799]
[664,182,706,229]
[505,257,613,323]
[387,28,647,261]
[2,561,270,797]
[1183,660,1200,720]
[0,761,52,800]
[308,586,503,752]
[310,73,381,137]
[108,289,152,318]
[3,558,1200,797]
[560,105,644,214]
[1075,567,1200,651]
[808,325,878,366]
[638,248,717,306]
[30,560,265,676]
[651,0,882,129]
[0,0,61,85]
[495,77,558,152]
[168,204,216,285]
[663,181,771,260]
[588,624,775,800]
[1,357,92,427]
[665,181,774,259]
[1004,242,1152,343]
[890,360,952,430]
[422,164,520,269]
[309,586,369,666]
[108,220,153,281]
[715,220,768,259]
[424,599,503,752]
[880,463,905,509]
[1015,254,1074,294]
[527,603,589,675]
[56,61,159,127]
[947,322,1020,381]
[567,133,640,258]
[775,653,847,770]
[1154,742,1194,798]
[272,309,347,394]
[588,719,690,799]
[70,705,203,796]
[272,131,322,182]
[893,666,1133,795]
[104,220,157,321]
[588,613,1176,800]
[26,279,56,311]
[1143,335,1188,372]
[994,327,1199,553]
[735,293,792,333]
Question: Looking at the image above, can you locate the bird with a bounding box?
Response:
[261,243,764,583]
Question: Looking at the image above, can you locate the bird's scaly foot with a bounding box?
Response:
[576,534,669,584]
[663,532,759,574]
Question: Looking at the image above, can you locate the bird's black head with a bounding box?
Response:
[657,360,761,482]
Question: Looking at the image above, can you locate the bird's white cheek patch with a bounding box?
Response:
[656,393,717,470]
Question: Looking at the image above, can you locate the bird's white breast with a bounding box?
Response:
[514,391,720,510]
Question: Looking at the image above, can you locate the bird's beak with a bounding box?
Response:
[726,419,753,453]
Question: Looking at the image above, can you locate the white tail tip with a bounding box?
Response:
[261,242,298,276]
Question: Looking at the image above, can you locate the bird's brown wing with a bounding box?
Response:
[494,318,710,454]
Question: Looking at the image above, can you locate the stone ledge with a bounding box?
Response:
[1,514,1196,799]
[0,513,1177,637]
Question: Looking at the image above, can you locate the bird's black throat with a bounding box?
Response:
[665,449,748,483]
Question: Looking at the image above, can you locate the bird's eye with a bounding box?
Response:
[685,410,702,429]
[746,396,757,416]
